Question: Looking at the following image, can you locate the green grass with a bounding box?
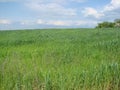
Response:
[0,28,120,90]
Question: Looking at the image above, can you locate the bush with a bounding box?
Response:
[96,19,120,28]
[96,22,115,28]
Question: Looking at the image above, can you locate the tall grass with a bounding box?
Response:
[0,28,120,90]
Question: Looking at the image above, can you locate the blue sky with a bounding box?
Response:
[0,0,120,30]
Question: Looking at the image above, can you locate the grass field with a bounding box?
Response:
[0,28,120,90]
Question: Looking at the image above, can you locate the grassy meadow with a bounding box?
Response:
[0,28,120,90]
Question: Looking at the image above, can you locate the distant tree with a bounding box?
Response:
[96,21,115,28]
[96,19,120,28]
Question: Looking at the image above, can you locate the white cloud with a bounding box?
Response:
[52,0,87,3]
[82,7,104,19]
[20,19,98,27]
[82,0,120,20]
[75,20,97,26]
[20,20,32,25]
[0,19,12,24]
[26,2,77,17]
[46,20,72,26]
[71,0,87,3]
[20,19,71,26]
[35,19,98,27]
[36,19,45,24]
[25,0,86,4]
[102,0,120,21]
[1,0,120,29]
[104,0,120,11]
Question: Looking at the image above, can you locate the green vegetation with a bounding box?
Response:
[0,28,120,90]
[96,19,120,28]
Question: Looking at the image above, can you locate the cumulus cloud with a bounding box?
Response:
[26,2,77,17]
[0,19,12,24]
[82,0,120,20]
[82,7,104,19]
[8,0,119,21]
[104,0,120,11]
[102,0,120,20]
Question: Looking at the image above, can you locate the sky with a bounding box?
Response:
[0,0,120,30]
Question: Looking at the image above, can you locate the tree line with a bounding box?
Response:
[96,19,120,28]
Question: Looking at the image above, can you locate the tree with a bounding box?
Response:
[96,22,115,28]
[96,19,120,28]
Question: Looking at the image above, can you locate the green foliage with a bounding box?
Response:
[96,22,115,28]
[0,28,120,90]
[96,19,120,28]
